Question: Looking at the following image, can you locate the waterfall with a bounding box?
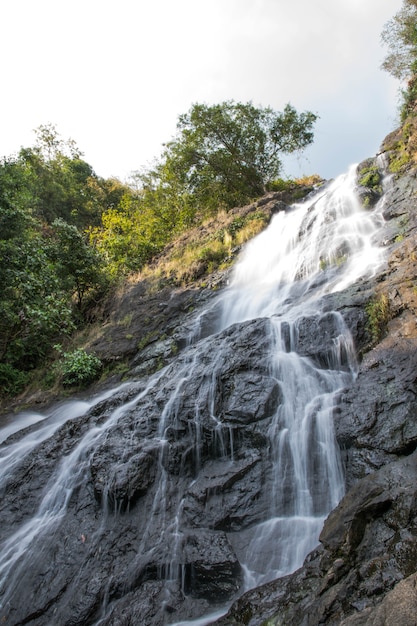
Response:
[0,165,386,626]
[218,165,384,328]
[208,164,384,590]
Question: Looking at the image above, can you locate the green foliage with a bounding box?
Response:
[90,191,162,277]
[267,178,293,192]
[0,168,76,369]
[147,101,318,214]
[366,294,391,344]
[389,147,412,172]
[90,103,318,277]
[383,116,417,173]
[267,174,324,198]
[56,347,102,387]
[357,161,383,207]
[381,0,417,117]
[0,109,319,399]
[49,218,107,309]
[0,132,108,385]
[358,165,382,193]
[0,364,29,397]
[19,123,114,229]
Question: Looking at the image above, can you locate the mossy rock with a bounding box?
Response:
[356,158,383,208]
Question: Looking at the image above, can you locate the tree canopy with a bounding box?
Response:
[381,0,417,116]
[0,127,113,389]
[146,101,318,213]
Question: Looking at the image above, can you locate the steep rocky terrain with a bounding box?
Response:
[1,136,417,626]
[213,156,417,624]
[0,185,314,416]
[85,186,317,381]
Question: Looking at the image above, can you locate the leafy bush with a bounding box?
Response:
[381,0,417,119]
[0,364,29,397]
[57,348,102,387]
[267,178,293,192]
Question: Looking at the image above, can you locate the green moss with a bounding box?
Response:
[320,253,347,271]
[137,331,159,351]
[389,148,411,173]
[385,117,417,174]
[366,293,390,344]
[118,313,133,327]
[319,258,328,271]
[395,215,409,242]
[358,163,382,194]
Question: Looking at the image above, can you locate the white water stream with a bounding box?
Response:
[213,165,384,588]
[0,165,387,625]
[171,165,387,624]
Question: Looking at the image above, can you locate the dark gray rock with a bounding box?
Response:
[211,160,417,626]
[294,311,353,369]
[334,333,417,489]
[182,530,243,599]
[214,452,417,626]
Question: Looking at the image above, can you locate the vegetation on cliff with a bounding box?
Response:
[382,0,417,120]
[381,0,417,173]
[0,102,317,402]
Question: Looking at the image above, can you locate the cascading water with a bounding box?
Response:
[0,165,386,626]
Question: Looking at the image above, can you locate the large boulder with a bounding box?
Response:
[214,452,417,625]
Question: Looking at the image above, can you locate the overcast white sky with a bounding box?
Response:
[2,0,404,182]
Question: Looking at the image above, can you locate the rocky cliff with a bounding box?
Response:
[1,143,417,626]
[213,158,417,624]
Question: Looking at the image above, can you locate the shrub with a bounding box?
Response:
[267,178,292,192]
[366,294,390,344]
[0,363,29,397]
[58,348,102,387]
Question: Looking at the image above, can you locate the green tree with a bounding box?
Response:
[49,218,107,310]
[19,124,104,228]
[0,233,74,370]
[382,0,417,117]
[91,191,162,276]
[149,101,318,213]
[0,157,31,245]
[0,152,103,379]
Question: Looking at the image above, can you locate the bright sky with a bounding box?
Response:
[2,0,404,182]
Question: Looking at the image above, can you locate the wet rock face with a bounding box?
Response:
[182,530,243,599]
[0,299,352,626]
[213,166,417,625]
[293,312,353,369]
[0,317,278,625]
[215,452,417,626]
[336,336,417,487]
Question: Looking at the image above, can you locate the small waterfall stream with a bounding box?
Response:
[0,166,386,626]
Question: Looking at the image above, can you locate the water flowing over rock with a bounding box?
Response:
[212,163,417,625]
[1,159,417,625]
